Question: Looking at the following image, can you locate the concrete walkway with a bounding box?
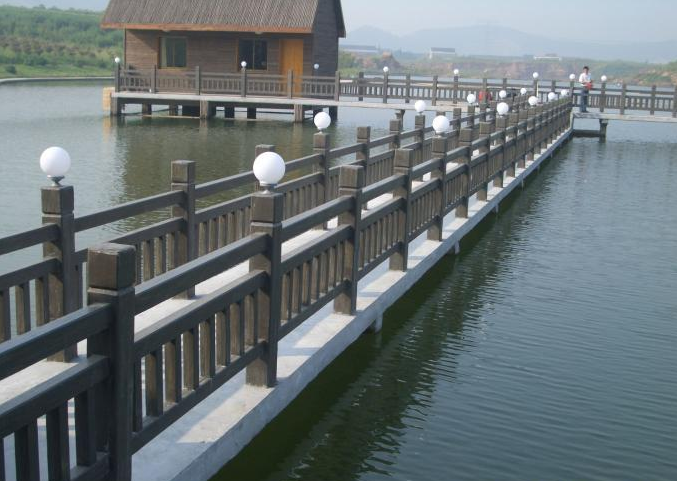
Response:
[0,128,572,481]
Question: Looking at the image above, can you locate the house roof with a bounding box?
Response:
[101,0,346,36]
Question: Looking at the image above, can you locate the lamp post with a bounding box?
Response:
[497,102,510,117]
[499,90,507,100]
[414,100,427,133]
[533,72,540,99]
[313,63,320,77]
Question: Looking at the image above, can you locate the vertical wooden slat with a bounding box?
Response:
[183,328,199,390]
[0,288,10,342]
[74,389,97,467]
[145,349,164,417]
[215,311,227,366]
[229,304,240,360]
[47,403,71,481]
[165,337,182,404]
[15,421,39,481]
[133,361,143,432]
[16,282,31,335]
[35,276,50,327]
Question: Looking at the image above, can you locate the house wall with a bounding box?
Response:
[125,30,315,75]
[311,0,340,76]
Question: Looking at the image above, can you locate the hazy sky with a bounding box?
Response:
[2,0,675,43]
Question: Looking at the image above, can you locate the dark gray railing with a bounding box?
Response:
[0,97,572,481]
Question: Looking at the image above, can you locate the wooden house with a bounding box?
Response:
[101,0,346,79]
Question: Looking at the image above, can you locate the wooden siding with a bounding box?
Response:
[126,30,291,74]
[311,0,339,76]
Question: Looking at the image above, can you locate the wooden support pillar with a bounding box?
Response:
[292,105,303,123]
[247,194,283,387]
[476,122,492,201]
[181,105,199,117]
[224,106,235,119]
[247,107,257,120]
[87,243,136,481]
[428,135,448,242]
[328,106,338,121]
[141,104,152,116]
[334,165,364,315]
[110,95,122,117]
[168,105,179,116]
[200,100,215,120]
[170,160,197,299]
[390,149,414,272]
[599,119,609,139]
[41,184,78,361]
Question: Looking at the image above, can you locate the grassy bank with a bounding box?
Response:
[0,5,122,79]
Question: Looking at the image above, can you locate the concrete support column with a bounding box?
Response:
[247,107,257,120]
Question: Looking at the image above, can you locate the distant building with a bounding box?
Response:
[429,47,456,59]
[533,53,562,61]
[341,44,380,55]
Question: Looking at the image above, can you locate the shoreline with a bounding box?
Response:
[0,76,113,85]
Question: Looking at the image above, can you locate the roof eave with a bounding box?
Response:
[100,22,313,34]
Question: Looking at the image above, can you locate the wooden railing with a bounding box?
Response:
[116,67,677,117]
[0,97,572,481]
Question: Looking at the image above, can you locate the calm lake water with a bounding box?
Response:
[1,82,676,480]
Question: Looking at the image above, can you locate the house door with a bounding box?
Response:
[280,39,304,93]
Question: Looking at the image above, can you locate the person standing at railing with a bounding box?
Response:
[579,66,593,113]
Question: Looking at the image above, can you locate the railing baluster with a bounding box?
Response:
[428,134,448,242]
[46,403,70,481]
[650,85,657,115]
[15,421,40,481]
[74,389,97,467]
[0,288,9,342]
[171,160,197,298]
[15,282,31,335]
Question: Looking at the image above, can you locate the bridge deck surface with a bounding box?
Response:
[0,129,572,481]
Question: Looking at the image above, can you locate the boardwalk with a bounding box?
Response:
[0,95,572,481]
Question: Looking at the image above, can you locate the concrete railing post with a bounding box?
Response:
[195,66,201,95]
[494,116,507,188]
[390,149,414,272]
[527,107,536,162]
[247,193,283,387]
[382,71,389,104]
[600,80,607,113]
[287,69,293,99]
[414,112,426,143]
[389,116,403,151]
[431,75,439,106]
[457,128,474,219]
[672,85,677,118]
[453,74,459,103]
[241,68,247,98]
[467,105,476,138]
[356,126,371,170]
[506,112,519,177]
[313,132,331,225]
[114,63,121,93]
[152,65,158,93]
[620,83,627,115]
[171,160,197,298]
[405,73,412,103]
[451,107,462,149]
[428,134,448,242]
[334,71,341,101]
[334,165,364,315]
[476,122,492,201]
[87,243,136,481]
[41,183,78,361]
[358,71,365,101]
[517,108,528,169]
[650,85,657,115]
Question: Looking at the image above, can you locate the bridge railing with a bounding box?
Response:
[0,97,572,480]
[116,66,677,117]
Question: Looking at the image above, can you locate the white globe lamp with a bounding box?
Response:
[496,102,510,116]
[383,66,390,74]
[314,63,320,70]
[432,115,450,135]
[520,87,528,95]
[414,100,427,114]
[528,96,538,107]
[569,73,576,81]
[453,68,460,76]
[253,152,286,192]
[560,89,569,97]
[601,75,608,83]
[40,147,71,186]
[533,72,539,79]
[499,90,507,99]
[241,61,247,69]
[114,57,121,65]
[467,93,477,105]
[314,111,332,132]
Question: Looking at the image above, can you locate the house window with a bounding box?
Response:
[238,40,268,70]
[161,37,187,68]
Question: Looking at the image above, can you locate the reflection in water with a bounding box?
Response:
[215,138,677,481]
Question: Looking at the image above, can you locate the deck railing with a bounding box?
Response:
[116,67,677,117]
[0,97,572,481]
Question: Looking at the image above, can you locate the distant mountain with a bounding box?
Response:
[343,25,677,63]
